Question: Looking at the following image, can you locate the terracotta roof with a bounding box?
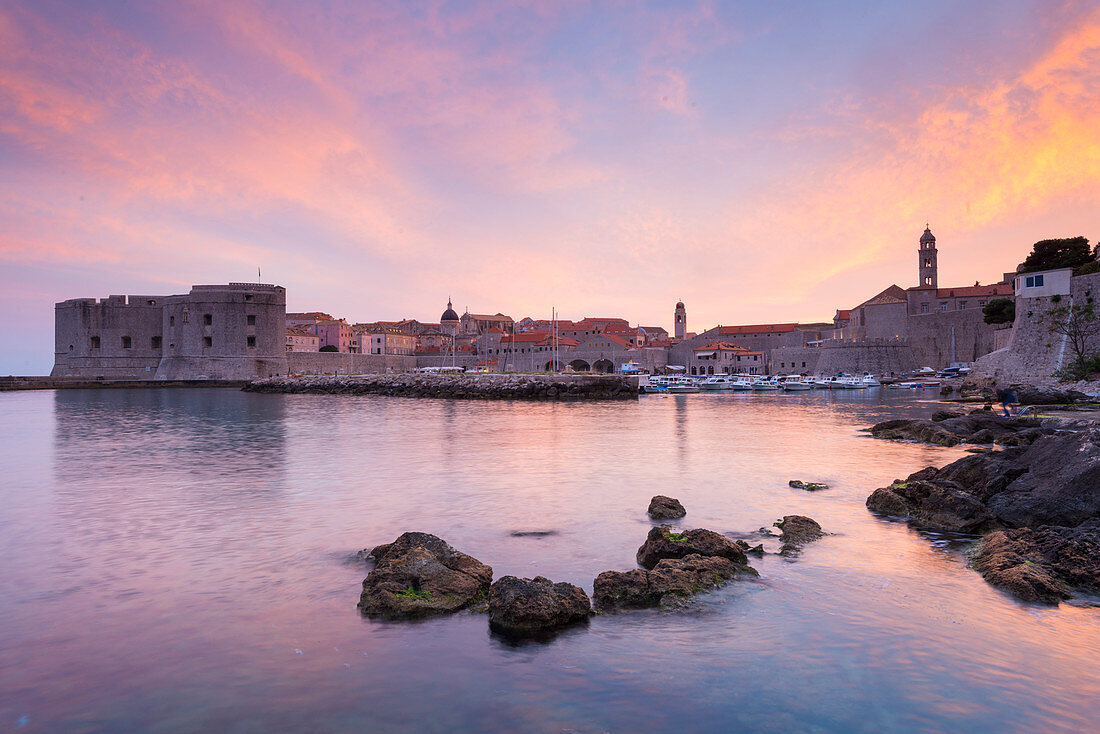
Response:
[286,326,316,337]
[465,313,513,321]
[483,326,505,334]
[834,310,851,320]
[856,285,907,308]
[502,331,551,343]
[717,324,797,335]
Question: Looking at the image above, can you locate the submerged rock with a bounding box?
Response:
[647,495,687,519]
[868,413,1049,447]
[636,526,748,570]
[593,554,757,610]
[358,532,492,618]
[971,521,1100,604]
[788,480,829,491]
[487,576,591,636]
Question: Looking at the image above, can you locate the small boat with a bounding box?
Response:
[887,381,924,390]
[728,376,754,391]
[699,375,734,391]
[860,373,881,387]
[641,375,670,393]
[752,376,781,391]
[667,380,699,394]
[780,375,813,391]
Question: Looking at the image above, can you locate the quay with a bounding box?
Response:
[243,373,638,400]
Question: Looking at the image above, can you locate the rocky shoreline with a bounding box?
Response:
[244,373,637,401]
[865,410,1099,604]
[356,498,824,639]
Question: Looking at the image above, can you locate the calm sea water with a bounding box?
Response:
[1,388,1098,733]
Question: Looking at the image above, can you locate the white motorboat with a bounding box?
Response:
[752,376,781,391]
[665,376,699,393]
[780,375,813,391]
[699,375,734,391]
[860,373,881,387]
[728,376,754,391]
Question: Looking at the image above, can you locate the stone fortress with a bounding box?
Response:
[52,283,288,380]
[52,227,1084,381]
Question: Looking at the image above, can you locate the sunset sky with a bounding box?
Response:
[2,0,1099,374]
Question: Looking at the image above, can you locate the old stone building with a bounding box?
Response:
[53,283,287,380]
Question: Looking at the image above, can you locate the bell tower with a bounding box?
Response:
[918,225,938,288]
[674,300,686,340]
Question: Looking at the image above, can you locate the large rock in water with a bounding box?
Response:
[358,532,492,618]
[593,554,757,610]
[647,495,687,519]
[775,515,824,554]
[971,520,1100,604]
[487,576,591,636]
[868,429,1100,532]
[636,526,748,569]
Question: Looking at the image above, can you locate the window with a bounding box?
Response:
[1024,274,1045,288]
[246,336,256,348]
[151,336,161,349]
[169,316,175,327]
[923,258,932,268]
[90,336,100,349]
[203,314,212,326]
[979,301,986,308]
[245,294,253,301]
[921,304,929,314]
[940,303,948,312]
[147,299,156,306]
[958,301,967,310]
[203,336,212,348]
[247,315,256,326]
[924,276,933,286]
[802,362,806,368]
[121,336,132,349]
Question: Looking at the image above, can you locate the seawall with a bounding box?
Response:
[244,373,639,400]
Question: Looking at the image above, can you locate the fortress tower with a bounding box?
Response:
[918,226,938,288]
[674,300,687,340]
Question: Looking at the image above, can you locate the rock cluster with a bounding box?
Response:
[647,495,686,519]
[594,554,756,609]
[635,526,748,569]
[867,428,1100,603]
[869,411,1053,447]
[245,373,636,401]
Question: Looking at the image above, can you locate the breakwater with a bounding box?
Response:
[243,373,638,400]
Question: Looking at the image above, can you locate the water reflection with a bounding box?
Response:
[0,387,1095,732]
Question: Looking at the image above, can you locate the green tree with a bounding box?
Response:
[1019,236,1092,273]
[319,344,338,352]
[1047,303,1100,372]
[982,298,1015,325]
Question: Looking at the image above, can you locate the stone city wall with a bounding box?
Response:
[812,339,918,377]
[768,347,822,375]
[906,308,1000,368]
[974,271,1100,383]
[288,352,419,374]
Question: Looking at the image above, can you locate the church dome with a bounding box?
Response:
[676,301,685,309]
[920,226,936,245]
[441,299,459,323]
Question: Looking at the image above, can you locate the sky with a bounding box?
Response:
[2,0,1099,375]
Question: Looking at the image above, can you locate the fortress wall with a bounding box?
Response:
[768,347,821,374]
[52,295,166,378]
[906,309,1000,367]
[812,340,917,377]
